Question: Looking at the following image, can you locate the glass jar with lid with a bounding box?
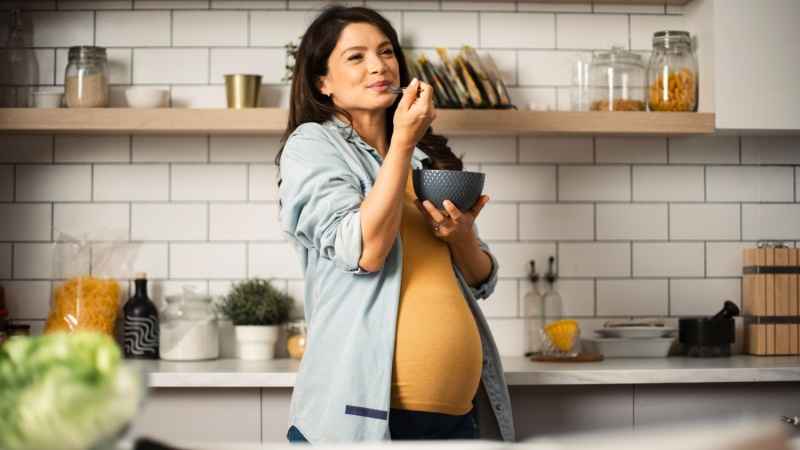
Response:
[589,46,647,112]
[647,30,698,112]
[64,45,109,108]
[286,320,307,360]
[159,288,220,361]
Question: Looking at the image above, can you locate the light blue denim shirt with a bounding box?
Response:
[278,118,515,443]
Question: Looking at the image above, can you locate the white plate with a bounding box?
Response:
[594,326,676,339]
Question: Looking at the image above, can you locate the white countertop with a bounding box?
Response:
[137,356,800,388]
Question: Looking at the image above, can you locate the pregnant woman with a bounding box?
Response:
[277,5,515,443]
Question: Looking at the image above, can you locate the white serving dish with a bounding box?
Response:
[32,88,64,108]
[587,337,675,358]
[125,87,169,108]
[595,326,676,339]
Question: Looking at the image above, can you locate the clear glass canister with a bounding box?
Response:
[647,30,698,112]
[159,291,220,361]
[589,46,647,111]
[64,46,109,108]
[286,320,307,360]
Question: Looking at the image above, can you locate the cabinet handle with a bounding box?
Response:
[781,416,800,427]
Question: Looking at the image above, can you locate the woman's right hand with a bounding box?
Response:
[392,78,436,151]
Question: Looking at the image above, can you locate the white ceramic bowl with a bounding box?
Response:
[586,337,675,358]
[125,87,169,108]
[32,88,64,108]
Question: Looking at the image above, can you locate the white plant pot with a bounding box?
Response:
[234,325,280,361]
[218,319,238,358]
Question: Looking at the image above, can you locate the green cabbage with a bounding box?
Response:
[0,332,143,450]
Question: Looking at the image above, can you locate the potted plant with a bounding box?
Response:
[217,278,293,360]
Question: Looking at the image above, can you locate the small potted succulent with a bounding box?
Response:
[217,278,293,360]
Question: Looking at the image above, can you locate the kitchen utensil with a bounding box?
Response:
[65,46,109,108]
[524,259,544,355]
[595,326,677,339]
[647,30,698,111]
[570,53,591,111]
[589,46,646,111]
[679,300,739,357]
[32,88,63,108]
[411,169,485,211]
[743,243,799,356]
[159,287,219,361]
[125,87,168,108]
[224,73,261,108]
[588,337,674,357]
[545,319,579,353]
[2,8,39,108]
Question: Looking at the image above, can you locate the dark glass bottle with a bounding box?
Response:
[123,272,159,359]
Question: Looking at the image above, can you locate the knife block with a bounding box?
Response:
[742,246,800,355]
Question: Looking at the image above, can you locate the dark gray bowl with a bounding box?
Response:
[412,169,485,211]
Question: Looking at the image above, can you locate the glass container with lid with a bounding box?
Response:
[589,46,647,112]
[159,287,219,361]
[64,45,109,108]
[286,320,307,360]
[647,30,698,112]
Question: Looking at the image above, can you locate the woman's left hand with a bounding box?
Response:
[415,196,490,244]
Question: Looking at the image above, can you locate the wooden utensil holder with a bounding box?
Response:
[743,244,800,355]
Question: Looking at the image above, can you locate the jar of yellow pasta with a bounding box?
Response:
[44,276,121,336]
[647,30,698,112]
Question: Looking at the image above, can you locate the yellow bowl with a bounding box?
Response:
[545,320,579,352]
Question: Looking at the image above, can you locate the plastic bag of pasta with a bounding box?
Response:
[44,232,139,337]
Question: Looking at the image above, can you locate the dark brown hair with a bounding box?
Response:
[275,5,462,172]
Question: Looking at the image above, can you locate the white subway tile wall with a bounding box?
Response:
[2,2,799,356]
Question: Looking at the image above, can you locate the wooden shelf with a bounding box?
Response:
[0,108,715,136]
[470,0,690,4]
[466,0,692,6]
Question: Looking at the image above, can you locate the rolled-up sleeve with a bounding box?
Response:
[279,131,369,274]
[470,235,499,300]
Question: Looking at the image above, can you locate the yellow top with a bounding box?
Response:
[390,171,483,415]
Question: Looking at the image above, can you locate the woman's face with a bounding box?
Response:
[318,22,401,114]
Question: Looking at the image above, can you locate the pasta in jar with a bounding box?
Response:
[45,276,121,336]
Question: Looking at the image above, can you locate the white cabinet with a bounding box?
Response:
[688,0,800,131]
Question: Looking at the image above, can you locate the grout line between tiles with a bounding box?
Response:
[168,163,172,201]
[11,164,17,202]
[627,14,631,50]
[703,240,707,277]
[477,11,481,47]
[629,240,633,277]
[629,164,633,202]
[553,11,557,49]
[703,165,707,202]
[9,242,14,279]
[739,203,743,242]
[667,277,671,315]
[90,164,94,201]
[738,136,742,164]
[166,241,170,279]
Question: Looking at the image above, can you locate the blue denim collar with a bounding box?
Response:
[325,117,429,169]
